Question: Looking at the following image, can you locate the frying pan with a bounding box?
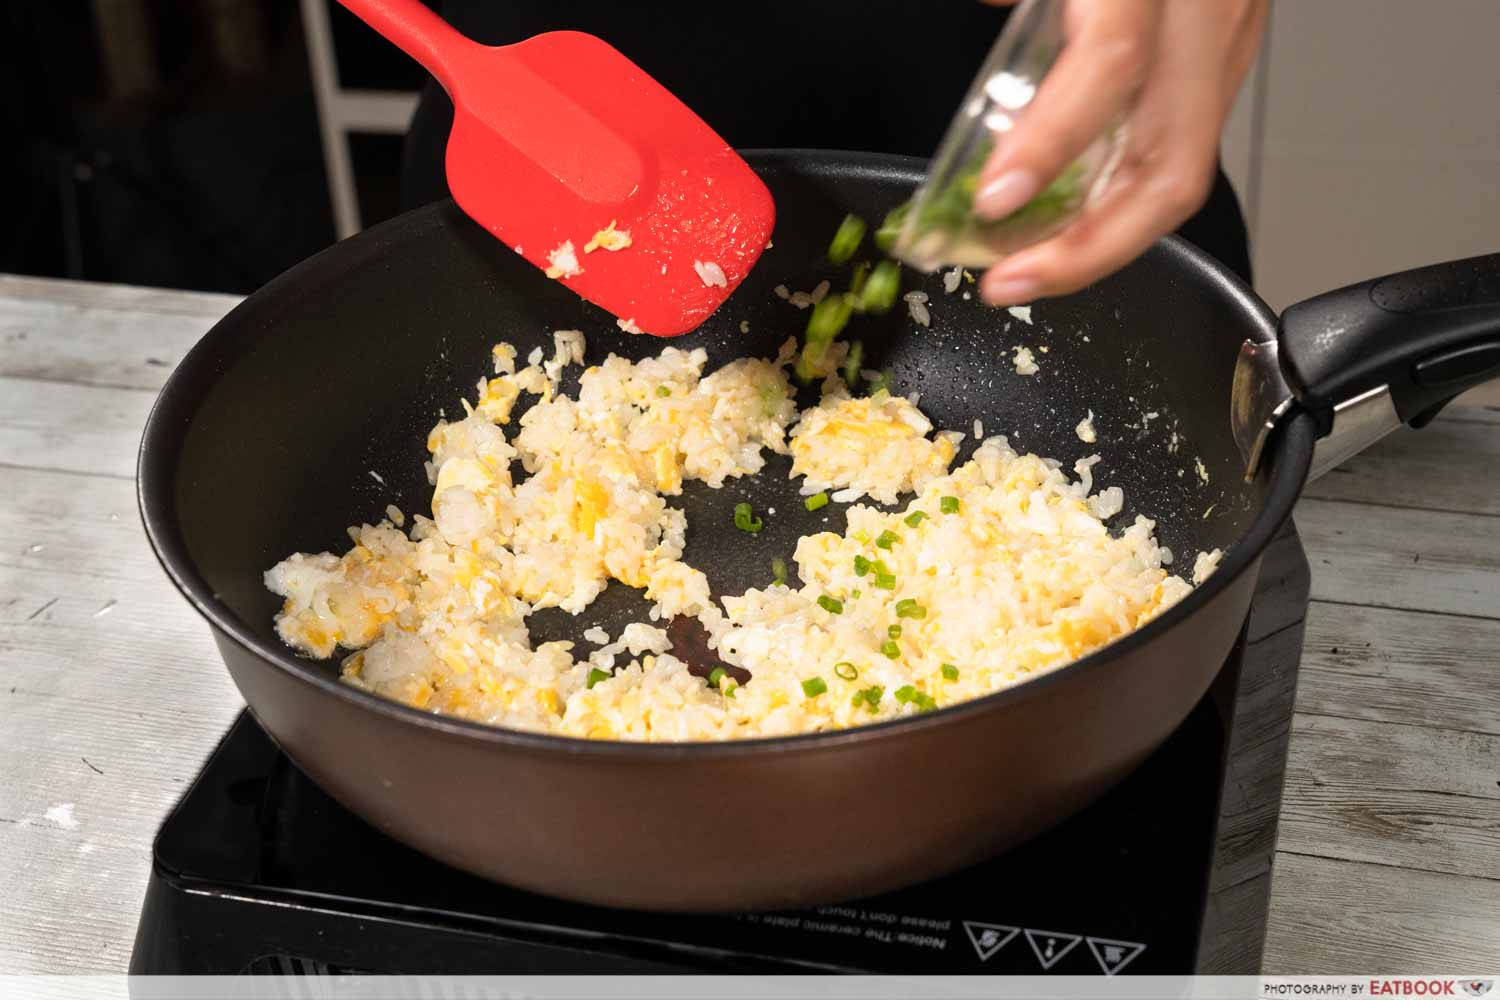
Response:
[138,151,1500,911]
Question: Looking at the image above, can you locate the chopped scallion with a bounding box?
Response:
[940,495,960,514]
[874,572,897,591]
[881,639,901,659]
[874,203,909,254]
[875,529,900,549]
[805,292,854,344]
[805,492,830,512]
[709,666,727,688]
[834,662,859,681]
[851,684,884,713]
[853,554,872,577]
[828,213,867,265]
[941,663,960,681]
[771,557,788,585]
[586,668,610,689]
[849,263,871,299]
[802,676,828,698]
[842,340,865,389]
[894,684,937,711]
[861,260,901,314]
[894,598,926,619]
[817,595,844,615]
[887,624,902,639]
[733,502,764,533]
[904,510,928,528]
[656,385,671,397]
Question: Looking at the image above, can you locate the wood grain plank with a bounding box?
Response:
[1458,380,1500,413]
[0,376,156,479]
[1200,873,1272,974]
[1263,853,1500,972]
[1277,714,1500,880]
[1295,497,1500,619]
[0,274,240,316]
[1305,417,1500,515]
[0,277,234,392]
[1299,601,1500,736]
[0,463,243,974]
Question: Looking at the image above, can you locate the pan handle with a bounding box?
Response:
[1279,251,1500,429]
[1234,253,1500,481]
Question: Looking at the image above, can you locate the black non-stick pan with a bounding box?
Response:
[138,151,1500,911]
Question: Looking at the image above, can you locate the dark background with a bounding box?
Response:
[2,1,1248,296]
[2,0,427,295]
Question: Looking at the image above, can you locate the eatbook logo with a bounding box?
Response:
[1460,982,1493,998]
[962,922,1019,962]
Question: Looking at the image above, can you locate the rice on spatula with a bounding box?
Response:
[338,0,775,336]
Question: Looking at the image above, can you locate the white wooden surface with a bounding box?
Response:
[1,275,1498,973]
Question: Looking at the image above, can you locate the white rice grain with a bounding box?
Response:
[693,260,728,288]
[1076,410,1097,444]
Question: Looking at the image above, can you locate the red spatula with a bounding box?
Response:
[338,0,776,336]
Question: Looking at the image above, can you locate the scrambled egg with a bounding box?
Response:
[266,334,1218,741]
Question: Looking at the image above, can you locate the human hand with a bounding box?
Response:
[974,0,1268,305]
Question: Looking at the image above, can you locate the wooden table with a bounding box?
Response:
[1,274,1496,973]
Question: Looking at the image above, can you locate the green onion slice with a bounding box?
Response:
[805,492,830,512]
[817,595,844,615]
[894,598,926,619]
[734,502,764,533]
[828,213,867,265]
[656,385,671,397]
[875,529,900,550]
[853,555,872,577]
[709,667,727,688]
[874,203,909,254]
[834,662,859,681]
[586,668,610,689]
[849,262,871,299]
[887,624,902,639]
[941,663,960,681]
[842,340,865,389]
[852,684,884,713]
[904,511,928,528]
[771,557,788,585]
[802,676,828,698]
[861,260,901,314]
[940,495,960,514]
[806,292,854,345]
[881,639,901,659]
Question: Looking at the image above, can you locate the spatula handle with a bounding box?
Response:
[337,0,475,93]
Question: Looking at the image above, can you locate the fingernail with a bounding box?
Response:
[983,274,1040,306]
[975,170,1040,220]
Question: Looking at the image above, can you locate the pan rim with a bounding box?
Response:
[137,148,1313,760]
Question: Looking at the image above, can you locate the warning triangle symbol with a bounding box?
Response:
[1023,928,1083,970]
[962,921,1020,962]
[1086,936,1147,975]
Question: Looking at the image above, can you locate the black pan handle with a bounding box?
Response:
[1279,252,1500,430]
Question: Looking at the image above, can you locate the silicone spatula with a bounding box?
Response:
[338,0,775,336]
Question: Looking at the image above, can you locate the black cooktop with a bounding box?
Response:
[130,528,1309,977]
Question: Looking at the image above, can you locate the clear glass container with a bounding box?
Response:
[889,0,1126,272]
